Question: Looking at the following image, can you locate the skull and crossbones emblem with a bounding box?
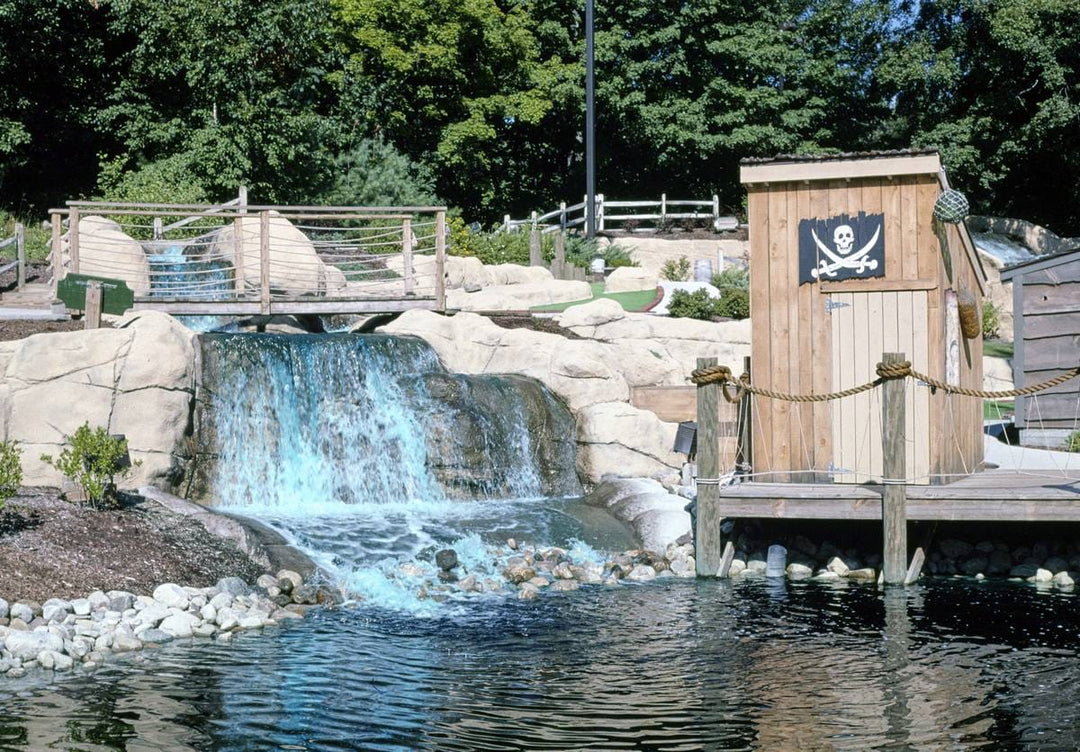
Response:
[810,223,880,279]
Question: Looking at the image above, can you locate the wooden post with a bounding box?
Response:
[503,214,511,233]
[660,193,667,227]
[259,210,271,315]
[597,193,605,232]
[553,232,566,279]
[15,223,25,290]
[402,218,415,294]
[232,217,245,296]
[50,212,62,294]
[529,225,543,267]
[695,356,724,576]
[435,210,447,311]
[69,208,81,274]
[560,201,567,231]
[84,281,102,330]
[712,194,720,228]
[238,185,248,214]
[881,351,908,585]
[736,355,752,478]
[153,217,163,240]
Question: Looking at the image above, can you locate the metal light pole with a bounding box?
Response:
[585,0,596,238]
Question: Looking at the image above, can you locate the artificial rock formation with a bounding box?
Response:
[63,216,151,296]
[0,311,195,489]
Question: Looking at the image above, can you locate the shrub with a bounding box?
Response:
[982,299,1001,339]
[41,423,138,508]
[667,288,716,320]
[660,255,692,281]
[715,288,750,319]
[1067,431,1080,453]
[0,440,22,511]
[711,265,750,291]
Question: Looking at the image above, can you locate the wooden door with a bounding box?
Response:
[829,290,931,484]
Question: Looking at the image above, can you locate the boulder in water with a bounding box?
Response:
[435,549,459,571]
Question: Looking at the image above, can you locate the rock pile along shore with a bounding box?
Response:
[0,571,337,677]
[403,539,698,603]
[724,529,1080,588]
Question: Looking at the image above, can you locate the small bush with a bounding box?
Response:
[711,265,750,291]
[660,256,692,282]
[41,423,138,508]
[715,288,750,319]
[667,288,716,320]
[0,440,22,511]
[982,299,1001,339]
[1066,431,1080,453]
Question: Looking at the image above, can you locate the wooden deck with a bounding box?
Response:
[712,470,1080,522]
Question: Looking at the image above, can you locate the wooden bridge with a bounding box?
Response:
[46,200,448,317]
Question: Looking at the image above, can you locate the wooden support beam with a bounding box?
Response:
[69,208,80,274]
[50,212,62,295]
[695,356,724,576]
[529,225,543,267]
[84,281,102,330]
[904,547,926,585]
[736,355,752,478]
[435,210,446,312]
[259,211,271,315]
[881,351,908,585]
[717,541,735,578]
[402,218,415,294]
[15,223,25,290]
[232,217,245,295]
[553,232,566,279]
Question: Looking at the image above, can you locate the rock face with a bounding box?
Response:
[63,216,151,296]
[558,298,751,373]
[381,309,693,481]
[210,212,346,295]
[0,311,196,489]
[447,280,592,311]
[604,266,658,293]
[603,236,748,276]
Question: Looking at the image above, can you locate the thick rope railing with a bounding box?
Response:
[690,361,1080,403]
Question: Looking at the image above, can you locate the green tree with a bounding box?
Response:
[99,0,343,204]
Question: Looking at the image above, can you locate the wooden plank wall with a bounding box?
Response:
[747,173,984,483]
[1017,257,1080,429]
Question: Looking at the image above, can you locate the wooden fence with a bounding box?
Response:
[0,223,26,289]
[504,194,739,234]
[48,201,447,316]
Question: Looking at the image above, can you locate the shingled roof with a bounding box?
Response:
[740,148,938,165]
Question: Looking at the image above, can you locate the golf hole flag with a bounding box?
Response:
[799,211,885,285]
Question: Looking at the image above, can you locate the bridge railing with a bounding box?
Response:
[0,223,26,289]
[504,193,739,234]
[47,202,447,315]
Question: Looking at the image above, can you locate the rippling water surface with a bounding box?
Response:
[1,578,1079,750]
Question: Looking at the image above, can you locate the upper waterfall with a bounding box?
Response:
[197,332,582,509]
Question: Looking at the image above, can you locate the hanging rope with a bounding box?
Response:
[690,360,1080,402]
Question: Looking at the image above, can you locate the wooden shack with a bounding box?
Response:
[1000,248,1080,448]
[739,150,987,485]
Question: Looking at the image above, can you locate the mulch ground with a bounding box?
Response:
[0,490,264,602]
[487,314,584,339]
[0,320,81,341]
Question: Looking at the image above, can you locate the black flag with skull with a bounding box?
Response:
[798,211,886,285]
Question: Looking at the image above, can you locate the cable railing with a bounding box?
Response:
[47,202,448,316]
[504,193,740,235]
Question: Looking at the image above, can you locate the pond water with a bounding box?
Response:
[1,569,1079,749]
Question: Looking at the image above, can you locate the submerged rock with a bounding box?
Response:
[435,549,459,571]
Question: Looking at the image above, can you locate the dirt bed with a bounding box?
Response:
[0,320,81,341]
[0,490,264,602]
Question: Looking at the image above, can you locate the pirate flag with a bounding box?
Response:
[798,211,886,285]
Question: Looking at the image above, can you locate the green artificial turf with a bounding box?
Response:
[530,282,660,313]
[983,399,1015,420]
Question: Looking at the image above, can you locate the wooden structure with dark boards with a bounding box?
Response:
[739,149,987,485]
[1000,247,1080,448]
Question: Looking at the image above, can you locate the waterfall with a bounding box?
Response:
[198,333,582,510]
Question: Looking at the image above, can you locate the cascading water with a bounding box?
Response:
[146,241,236,332]
[199,333,630,612]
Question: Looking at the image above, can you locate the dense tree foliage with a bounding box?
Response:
[0,0,1077,232]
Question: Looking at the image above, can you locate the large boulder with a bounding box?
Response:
[487,264,554,286]
[64,216,151,296]
[446,281,592,311]
[584,478,691,552]
[210,212,346,295]
[605,266,658,293]
[557,298,751,374]
[576,402,683,481]
[604,236,748,276]
[0,311,196,489]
